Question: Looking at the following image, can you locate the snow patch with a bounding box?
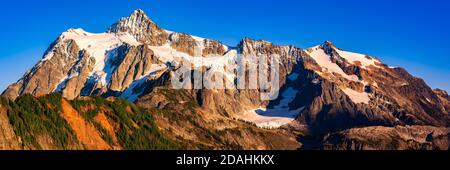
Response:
[342,88,370,104]
[164,29,174,35]
[311,79,320,84]
[306,47,359,81]
[120,64,167,102]
[148,43,236,82]
[140,64,167,79]
[54,75,68,92]
[242,106,304,129]
[238,87,303,128]
[148,43,192,64]
[191,35,206,42]
[116,32,142,46]
[335,49,381,69]
[41,51,55,62]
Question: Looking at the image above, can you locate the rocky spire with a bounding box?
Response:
[321,40,336,49]
[109,9,168,46]
[321,40,338,55]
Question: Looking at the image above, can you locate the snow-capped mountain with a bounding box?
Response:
[2,9,450,150]
[2,9,231,101]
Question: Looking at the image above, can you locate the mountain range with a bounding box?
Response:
[1,9,449,150]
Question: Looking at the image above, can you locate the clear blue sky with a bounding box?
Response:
[0,0,449,92]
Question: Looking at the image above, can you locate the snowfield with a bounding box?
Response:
[238,86,304,129]
[47,28,143,93]
[335,49,381,69]
[306,45,376,105]
[342,88,371,104]
[59,28,142,86]
[306,46,359,81]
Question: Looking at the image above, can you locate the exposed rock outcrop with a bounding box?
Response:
[321,126,450,150]
[3,39,84,99]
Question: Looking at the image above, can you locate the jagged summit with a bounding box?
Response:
[109,9,154,32]
[108,9,167,46]
[323,40,335,46]
[320,40,338,52]
[131,9,148,17]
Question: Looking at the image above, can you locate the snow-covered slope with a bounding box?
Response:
[54,28,142,86]
[335,49,381,69]
[304,42,385,105]
[2,8,242,103]
[306,45,359,81]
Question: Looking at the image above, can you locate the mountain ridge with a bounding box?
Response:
[1,9,449,150]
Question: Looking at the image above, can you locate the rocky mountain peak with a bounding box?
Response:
[238,37,284,55]
[109,9,167,46]
[323,40,334,46]
[109,9,153,32]
[129,9,153,24]
[240,37,273,46]
[320,40,338,53]
[131,9,149,18]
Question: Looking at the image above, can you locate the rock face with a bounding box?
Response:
[321,126,450,150]
[2,39,84,99]
[2,9,450,150]
[168,33,198,56]
[434,88,450,113]
[294,42,450,134]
